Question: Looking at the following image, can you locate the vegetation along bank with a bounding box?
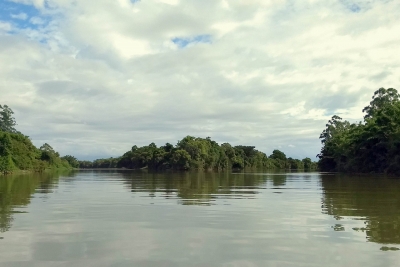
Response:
[318,87,400,175]
[0,105,73,174]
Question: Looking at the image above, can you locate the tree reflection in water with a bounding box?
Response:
[120,171,275,206]
[0,171,76,233]
[321,175,400,248]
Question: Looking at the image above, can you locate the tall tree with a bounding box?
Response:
[269,149,287,161]
[0,105,17,133]
[362,87,400,119]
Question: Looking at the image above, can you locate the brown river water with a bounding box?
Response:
[1,170,399,266]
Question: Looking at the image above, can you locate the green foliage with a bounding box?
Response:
[33,161,46,173]
[9,133,39,170]
[0,105,17,133]
[170,149,191,170]
[0,134,72,173]
[270,149,287,161]
[302,158,317,170]
[362,87,399,119]
[0,155,14,175]
[287,157,304,170]
[93,157,119,168]
[111,136,316,171]
[0,104,73,173]
[269,149,288,169]
[39,143,70,170]
[78,160,93,168]
[318,87,400,174]
[61,155,80,168]
[0,133,15,174]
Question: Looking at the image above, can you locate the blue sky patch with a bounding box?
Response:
[348,3,361,12]
[0,0,49,31]
[340,0,362,13]
[172,35,212,48]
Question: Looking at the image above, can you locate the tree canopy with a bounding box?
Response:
[0,105,17,133]
[82,136,317,171]
[318,87,400,174]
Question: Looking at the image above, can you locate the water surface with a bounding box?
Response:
[1,170,400,266]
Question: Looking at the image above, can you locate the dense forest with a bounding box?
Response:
[0,105,73,174]
[79,137,317,171]
[318,87,400,174]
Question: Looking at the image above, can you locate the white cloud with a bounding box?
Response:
[1,0,400,160]
[29,16,45,25]
[0,22,12,32]
[8,0,39,9]
[11,13,28,20]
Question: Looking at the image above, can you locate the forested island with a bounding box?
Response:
[318,88,400,174]
[77,138,316,171]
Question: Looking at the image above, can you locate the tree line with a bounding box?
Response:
[79,136,317,171]
[318,87,400,174]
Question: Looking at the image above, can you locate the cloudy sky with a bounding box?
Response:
[0,0,399,160]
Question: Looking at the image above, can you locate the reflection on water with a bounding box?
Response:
[1,170,400,266]
[120,171,274,205]
[321,175,400,248]
[0,171,76,233]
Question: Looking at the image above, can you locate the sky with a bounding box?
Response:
[0,0,399,160]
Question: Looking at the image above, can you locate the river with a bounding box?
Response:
[0,170,399,266]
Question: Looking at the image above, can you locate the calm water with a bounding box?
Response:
[1,170,400,266]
